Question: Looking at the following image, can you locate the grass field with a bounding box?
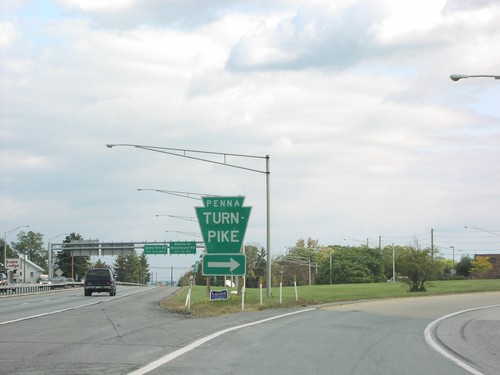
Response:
[162,279,500,317]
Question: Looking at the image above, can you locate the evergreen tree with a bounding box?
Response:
[456,256,473,278]
[114,255,128,282]
[113,251,150,283]
[139,253,151,284]
[57,233,92,280]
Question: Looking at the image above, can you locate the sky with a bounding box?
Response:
[1,0,500,281]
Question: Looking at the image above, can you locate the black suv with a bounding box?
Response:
[84,268,116,296]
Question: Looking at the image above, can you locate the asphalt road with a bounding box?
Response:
[0,287,498,375]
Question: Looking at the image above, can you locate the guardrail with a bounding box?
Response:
[0,282,83,296]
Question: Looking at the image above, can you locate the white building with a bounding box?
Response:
[15,255,45,283]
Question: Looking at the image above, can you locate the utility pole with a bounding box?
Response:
[431,228,434,259]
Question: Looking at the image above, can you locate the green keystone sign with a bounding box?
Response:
[195,196,251,254]
[170,241,197,255]
[202,254,246,276]
[143,244,167,255]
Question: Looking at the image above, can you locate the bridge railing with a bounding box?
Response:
[0,282,83,296]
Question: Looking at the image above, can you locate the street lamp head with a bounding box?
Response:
[451,74,500,81]
[106,144,115,148]
[450,74,468,81]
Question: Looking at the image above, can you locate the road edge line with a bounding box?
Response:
[128,307,317,375]
[424,303,500,375]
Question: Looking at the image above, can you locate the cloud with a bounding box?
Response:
[1,0,499,263]
[226,2,387,71]
[59,0,264,29]
[0,22,17,50]
[443,0,499,13]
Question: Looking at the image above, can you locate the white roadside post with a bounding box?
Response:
[294,274,298,302]
[185,276,193,312]
[259,276,263,305]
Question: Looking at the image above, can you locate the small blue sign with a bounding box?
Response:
[210,289,228,301]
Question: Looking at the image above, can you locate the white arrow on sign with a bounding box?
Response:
[207,258,240,272]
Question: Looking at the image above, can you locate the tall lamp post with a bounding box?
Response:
[107,144,272,296]
[3,225,30,268]
[450,74,500,81]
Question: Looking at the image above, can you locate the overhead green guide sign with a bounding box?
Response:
[170,241,197,255]
[195,196,251,254]
[143,244,167,255]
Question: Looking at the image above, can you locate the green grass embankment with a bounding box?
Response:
[162,279,500,317]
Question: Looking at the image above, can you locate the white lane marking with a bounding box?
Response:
[424,304,500,375]
[128,308,317,375]
[0,287,152,326]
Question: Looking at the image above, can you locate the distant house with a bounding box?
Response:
[16,255,45,283]
[474,254,500,278]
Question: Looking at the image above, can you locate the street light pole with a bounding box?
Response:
[450,74,500,81]
[107,143,272,296]
[3,225,29,268]
[392,243,396,283]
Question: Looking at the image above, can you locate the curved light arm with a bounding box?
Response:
[107,143,268,174]
[165,230,201,238]
[450,74,500,81]
[464,225,500,236]
[156,214,197,222]
[5,225,30,237]
[137,188,215,201]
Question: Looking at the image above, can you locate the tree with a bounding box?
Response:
[1,238,15,265]
[244,245,267,288]
[470,256,493,279]
[316,246,385,284]
[456,256,473,278]
[57,233,92,280]
[397,247,440,292]
[138,252,151,284]
[113,255,127,281]
[13,231,46,270]
[276,238,323,286]
[94,259,109,268]
[113,251,150,284]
